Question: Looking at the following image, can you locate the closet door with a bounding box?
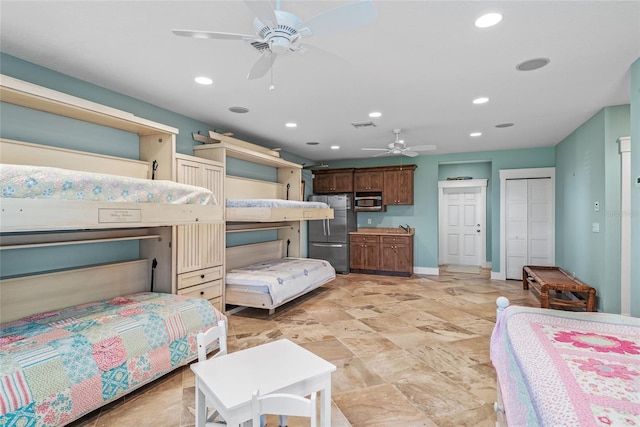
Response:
[505,178,553,279]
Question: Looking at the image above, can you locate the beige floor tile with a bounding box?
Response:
[76,271,541,427]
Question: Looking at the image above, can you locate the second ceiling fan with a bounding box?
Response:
[362,129,437,157]
[172,0,377,80]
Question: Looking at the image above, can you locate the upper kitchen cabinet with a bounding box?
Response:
[383,165,416,206]
[313,168,354,194]
[354,169,384,192]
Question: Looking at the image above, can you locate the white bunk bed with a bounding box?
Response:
[193,131,336,313]
[225,240,336,314]
[0,75,226,425]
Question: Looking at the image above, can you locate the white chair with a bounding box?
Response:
[251,389,317,427]
[196,320,228,425]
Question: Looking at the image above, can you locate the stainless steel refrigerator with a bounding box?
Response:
[308,194,357,273]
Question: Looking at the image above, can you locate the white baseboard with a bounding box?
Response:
[414,266,440,275]
[491,271,506,280]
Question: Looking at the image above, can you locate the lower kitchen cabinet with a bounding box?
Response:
[379,235,413,275]
[349,232,413,276]
[350,234,380,271]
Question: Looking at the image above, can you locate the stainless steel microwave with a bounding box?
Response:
[354,195,382,211]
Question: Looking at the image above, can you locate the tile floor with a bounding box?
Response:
[71,269,540,427]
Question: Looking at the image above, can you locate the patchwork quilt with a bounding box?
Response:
[0,292,226,426]
[1,164,217,205]
[490,306,640,426]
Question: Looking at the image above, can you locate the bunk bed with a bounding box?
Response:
[0,75,226,426]
[491,298,640,427]
[193,132,335,313]
[225,240,336,314]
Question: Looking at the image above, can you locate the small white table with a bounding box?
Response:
[191,338,336,427]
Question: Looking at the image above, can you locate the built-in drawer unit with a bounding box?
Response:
[177,266,223,290]
[177,280,223,311]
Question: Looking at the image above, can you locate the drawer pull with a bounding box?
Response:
[201,274,205,279]
[200,291,205,296]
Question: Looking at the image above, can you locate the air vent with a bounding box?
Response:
[351,121,377,129]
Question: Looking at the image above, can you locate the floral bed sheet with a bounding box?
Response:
[0,292,226,426]
[490,306,640,427]
[225,257,335,305]
[1,164,216,205]
[226,198,329,209]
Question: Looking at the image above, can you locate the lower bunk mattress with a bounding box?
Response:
[0,292,226,426]
[490,305,640,426]
[225,257,336,307]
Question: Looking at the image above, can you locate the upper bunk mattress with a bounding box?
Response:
[490,305,640,427]
[225,257,335,306]
[226,199,329,208]
[1,164,216,205]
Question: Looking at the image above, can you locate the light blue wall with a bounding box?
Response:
[631,58,640,317]
[326,148,555,272]
[555,105,630,313]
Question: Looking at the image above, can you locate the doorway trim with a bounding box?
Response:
[618,136,631,316]
[438,179,488,268]
[496,167,555,280]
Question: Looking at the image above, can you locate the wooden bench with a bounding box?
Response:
[522,265,597,312]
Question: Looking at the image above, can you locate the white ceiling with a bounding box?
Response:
[1,1,639,162]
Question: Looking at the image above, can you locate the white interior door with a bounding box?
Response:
[443,187,483,266]
[505,178,553,279]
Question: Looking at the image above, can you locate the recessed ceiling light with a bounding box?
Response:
[516,58,550,71]
[475,12,502,28]
[306,141,320,145]
[473,97,489,104]
[330,145,340,150]
[285,122,297,128]
[470,132,482,137]
[369,111,382,118]
[228,106,249,114]
[495,123,514,128]
[194,76,213,85]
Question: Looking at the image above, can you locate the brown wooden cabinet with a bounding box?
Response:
[354,170,384,192]
[350,231,413,276]
[383,166,416,206]
[379,235,414,275]
[313,169,354,193]
[349,234,380,271]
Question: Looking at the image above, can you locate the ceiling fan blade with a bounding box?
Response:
[298,0,377,37]
[244,0,277,27]
[372,151,392,157]
[361,148,389,151]
[402,151,419,158]
[172,29,255,41]
[247,51,276,79]
[407,145,437,151]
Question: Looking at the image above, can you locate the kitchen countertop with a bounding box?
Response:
[350,227,415,236]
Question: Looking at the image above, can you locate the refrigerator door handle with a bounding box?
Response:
[311,243,344,248]
[323,219,326,236]
[327,218,331,236]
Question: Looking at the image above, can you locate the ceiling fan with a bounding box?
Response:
[172,0,376,80]
[362,129,437,158]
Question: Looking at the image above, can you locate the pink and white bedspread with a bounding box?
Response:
[1,164,217,205]
[490,306,640,426]
[0,292,226,426]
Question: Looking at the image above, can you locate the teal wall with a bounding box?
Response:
[631,58,640,317]
[326,148,555,272]
[555,105,630,313]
